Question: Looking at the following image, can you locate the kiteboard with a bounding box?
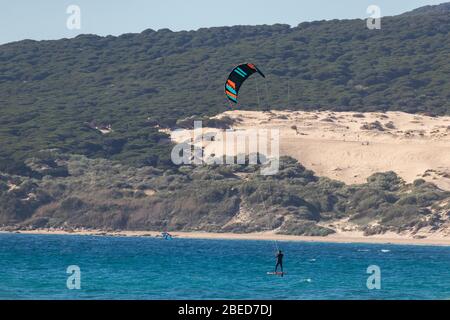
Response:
[267,272,286,276]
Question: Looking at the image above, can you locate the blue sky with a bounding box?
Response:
[0,0,445,44]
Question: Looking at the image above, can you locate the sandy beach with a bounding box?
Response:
[3,228,450,246]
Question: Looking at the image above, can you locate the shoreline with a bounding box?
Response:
[2,229,450,246]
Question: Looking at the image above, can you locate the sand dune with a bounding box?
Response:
[169,110,450,190]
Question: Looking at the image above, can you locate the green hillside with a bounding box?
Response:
[1,152,449,234]
[0,5,449,174]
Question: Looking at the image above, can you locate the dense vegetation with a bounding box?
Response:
[1,152,449,235]
[0,4,449,235]
[0,4,449,173]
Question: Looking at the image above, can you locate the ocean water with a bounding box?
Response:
[0,233,449,300]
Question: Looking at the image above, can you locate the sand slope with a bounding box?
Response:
[170,110,450,190]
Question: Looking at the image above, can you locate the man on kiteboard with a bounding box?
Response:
[275,250,284,275]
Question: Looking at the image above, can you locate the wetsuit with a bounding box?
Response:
[275,252,284,273]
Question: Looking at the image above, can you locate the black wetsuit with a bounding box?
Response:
[275,252,284,273]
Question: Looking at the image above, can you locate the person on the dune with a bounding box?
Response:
[275,250,284,274]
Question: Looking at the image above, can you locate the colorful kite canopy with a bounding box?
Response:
[225,63,265,104]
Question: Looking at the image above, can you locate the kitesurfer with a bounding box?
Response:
[274,250,284,274]
[162,232,172,240]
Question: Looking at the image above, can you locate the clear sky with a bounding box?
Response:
[0,0,446,44]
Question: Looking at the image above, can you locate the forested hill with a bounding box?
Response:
[0,3,449,173]
[400,2,450,16]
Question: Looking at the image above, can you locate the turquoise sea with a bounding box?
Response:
[0,233,449,300]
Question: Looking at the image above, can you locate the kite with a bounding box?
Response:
[225,63,265,104]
